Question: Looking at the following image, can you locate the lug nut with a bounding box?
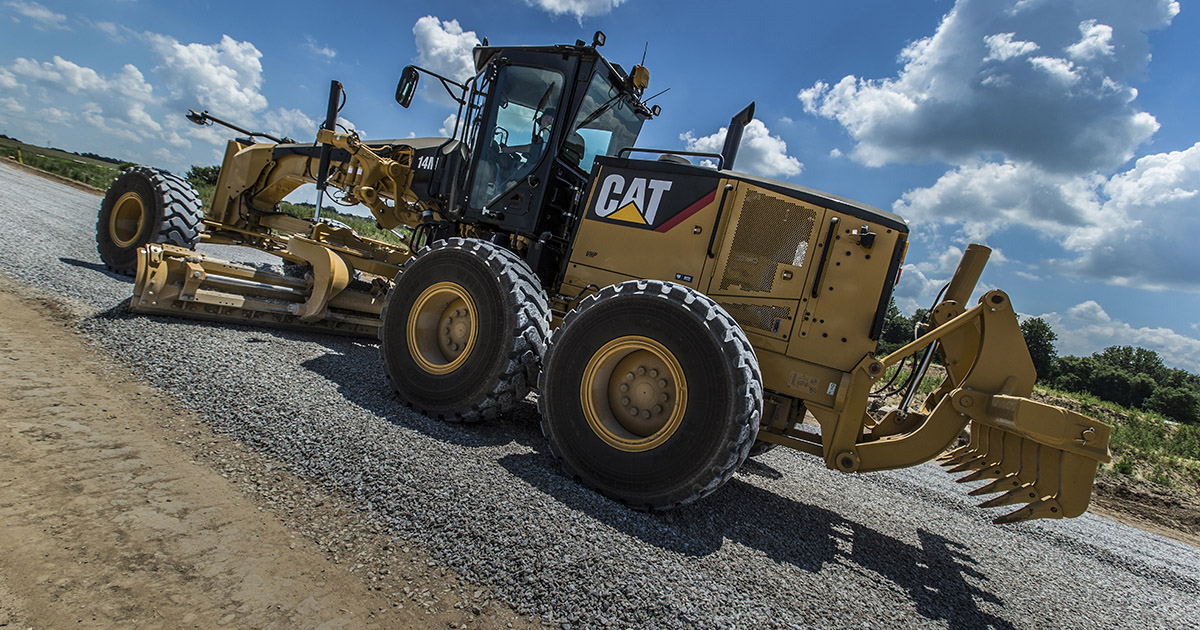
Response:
[625,372,635,381]
[649,369,658,378]
[619,383,629,393]
[653,405,663,414]
[658,379,667,388]
[621,397,630,406]
[629,407,639,416]
[637,366,646,376]
[642,410,651,419]
[659,393,669,402]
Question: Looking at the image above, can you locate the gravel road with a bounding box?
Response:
[2,161,1198,629]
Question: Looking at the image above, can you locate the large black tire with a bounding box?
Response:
[538,280,763,510]
[379,238,550,422]
[96,167,202,275]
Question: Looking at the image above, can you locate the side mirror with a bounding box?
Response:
[395,66,419,108]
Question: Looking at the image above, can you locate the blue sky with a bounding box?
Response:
[3,0,1199,372]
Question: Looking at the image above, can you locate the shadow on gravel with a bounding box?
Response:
[300,350,547,451]
[499,452,1013,630]
[59,256,129,281]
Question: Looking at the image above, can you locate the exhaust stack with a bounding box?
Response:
[720,102,755,171]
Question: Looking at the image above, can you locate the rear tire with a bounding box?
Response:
[539,280,762,509]
[96,167,202,275]
[379,238,549,422]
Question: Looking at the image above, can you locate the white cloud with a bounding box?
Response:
[0,67,17,90]
[798,0,1176,173]
[983,32,1038,61]
[524,0,626,20]
[1066,19,1115,61]
[893,264,947,315]
[9,56,161,133]
[681,119,803,178]
[4,1,67,30]
[438,113,459,137]
[0,96,24,114]
[263,107,316,140]
[412,16,479,84]
[149,34,268,116]
[896,142,1200,291]
[303,34,337,61]
[39,106,70,125]
[1027,56,1080,86]
[1058,142,1200,290]
[1038,301,1200,373]
[894,160,1103,241]
[913,245,966,276]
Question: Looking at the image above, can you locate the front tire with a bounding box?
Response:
[379,238,549,422]
[96,167,202,275]
[539,280,763,509]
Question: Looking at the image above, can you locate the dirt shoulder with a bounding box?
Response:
[0,275,539,629]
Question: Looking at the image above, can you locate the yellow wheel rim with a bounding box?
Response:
[580,335,687,453]
[109,191,147,248]
[406,282,478,375]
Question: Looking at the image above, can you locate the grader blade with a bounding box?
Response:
[132,243,385,338]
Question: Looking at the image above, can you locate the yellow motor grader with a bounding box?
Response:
[95,32,1110,523]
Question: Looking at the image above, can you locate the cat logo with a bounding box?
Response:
[594,174,673,225]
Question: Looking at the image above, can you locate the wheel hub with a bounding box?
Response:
[608,352,676,437]
[581,336,687,452]
[110,192,147,248]
[407,282,477,375]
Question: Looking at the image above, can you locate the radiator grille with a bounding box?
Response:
[719,189,817,293]
[721,302,792,335]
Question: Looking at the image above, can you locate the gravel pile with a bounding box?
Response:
[3,162,1198,628]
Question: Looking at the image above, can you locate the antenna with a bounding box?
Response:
[644,87,670,103]
[641,42,648,65]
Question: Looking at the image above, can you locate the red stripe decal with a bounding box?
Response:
[654,188,718,233]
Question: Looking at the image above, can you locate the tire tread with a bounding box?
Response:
[538,279,762,510]
[379,238,550,423]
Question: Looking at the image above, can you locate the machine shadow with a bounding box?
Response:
[91,291,1010,628]
[60,256,129,281]
[299,347,547,451]
[87,296,383,351]
[499,451,1013,630]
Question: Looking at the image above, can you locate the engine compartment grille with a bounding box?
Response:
[719,189,817,293]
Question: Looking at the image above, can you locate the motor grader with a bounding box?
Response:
[95,32,1110,523]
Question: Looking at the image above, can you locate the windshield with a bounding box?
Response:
[567,70,646,173]
[468,65,564,209]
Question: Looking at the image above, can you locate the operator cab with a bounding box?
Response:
[397,32,657,249]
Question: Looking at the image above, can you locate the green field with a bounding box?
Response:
[0,136,126,189]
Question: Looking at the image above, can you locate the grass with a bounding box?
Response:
[276,201,411,248]
[1037,386,1200,493]
[1,138,124,189]
[875,363,945,400]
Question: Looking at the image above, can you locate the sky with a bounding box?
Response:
[2,0,1199,372]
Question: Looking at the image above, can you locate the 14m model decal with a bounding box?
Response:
[589,170,718,232]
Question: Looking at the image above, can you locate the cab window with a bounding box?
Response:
[469,65,564,209]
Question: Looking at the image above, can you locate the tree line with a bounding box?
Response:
[877,300,1200,425]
